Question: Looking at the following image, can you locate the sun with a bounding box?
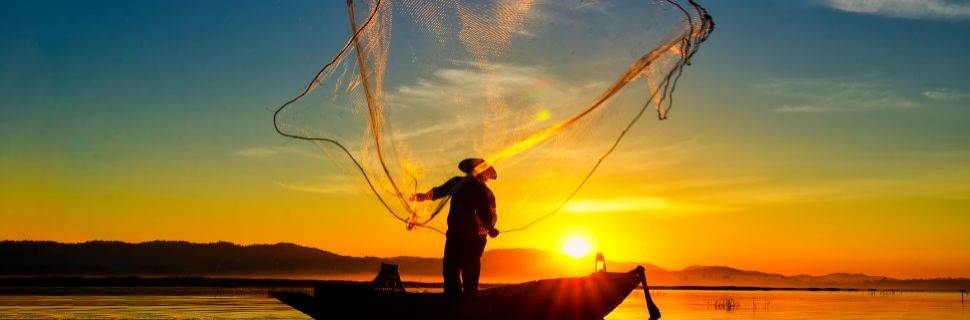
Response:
[562,236,591,258]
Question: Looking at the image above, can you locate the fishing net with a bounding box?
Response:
[274,0,713,234]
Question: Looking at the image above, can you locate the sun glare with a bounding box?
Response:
[562,236,591,258]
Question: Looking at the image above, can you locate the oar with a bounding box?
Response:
[635,266,661,320]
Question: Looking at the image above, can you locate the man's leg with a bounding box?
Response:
[442,237,462,297]
[461,237,487,296]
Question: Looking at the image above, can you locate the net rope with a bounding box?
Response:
[273,0,714,236]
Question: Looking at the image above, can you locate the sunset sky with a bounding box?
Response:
[2,1,969,279]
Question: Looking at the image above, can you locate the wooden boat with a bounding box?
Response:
[271,266,660,320]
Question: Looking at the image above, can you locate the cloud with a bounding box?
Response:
[757,80,920,114]
[562,196,732,214]
[923,88,970,102]
[390,62,546,105]
[277,182,361,195]
[233,145,325,160]
[773,105,834,113]
[234,147,278,158]
[390,119,471,140]
[819,0,970,20]
[708,157,970,205]
[277,174,365,195]
[385,62,608,140]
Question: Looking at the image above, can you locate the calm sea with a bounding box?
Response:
[0,288,966,319]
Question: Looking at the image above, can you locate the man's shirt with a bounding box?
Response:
[431,177,496,238]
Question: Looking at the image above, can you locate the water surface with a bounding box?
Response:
[1,289,966,319]
[613,290,968,320]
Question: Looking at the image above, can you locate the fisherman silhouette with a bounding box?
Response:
[412,158,499,297]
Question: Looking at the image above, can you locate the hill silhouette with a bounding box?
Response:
[2,241,967,290]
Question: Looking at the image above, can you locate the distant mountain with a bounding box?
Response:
[2,241,967,290]
[0,240,429,278]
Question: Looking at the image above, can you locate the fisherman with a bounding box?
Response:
[411,158,499,297]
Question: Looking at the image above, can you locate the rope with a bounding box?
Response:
[272,0,714,236]
[501,0,713,233]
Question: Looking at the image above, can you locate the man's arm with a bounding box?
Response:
[411,177,461,201]
[478,188,498,238]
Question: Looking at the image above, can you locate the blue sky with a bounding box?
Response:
[2,0,967,166]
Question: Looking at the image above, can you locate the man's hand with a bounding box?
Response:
[488,228,500,238]
[410,192,431,201]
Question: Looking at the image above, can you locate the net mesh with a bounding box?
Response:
[274,0,714,234]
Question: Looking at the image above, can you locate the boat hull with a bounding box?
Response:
[272,268,643,320]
